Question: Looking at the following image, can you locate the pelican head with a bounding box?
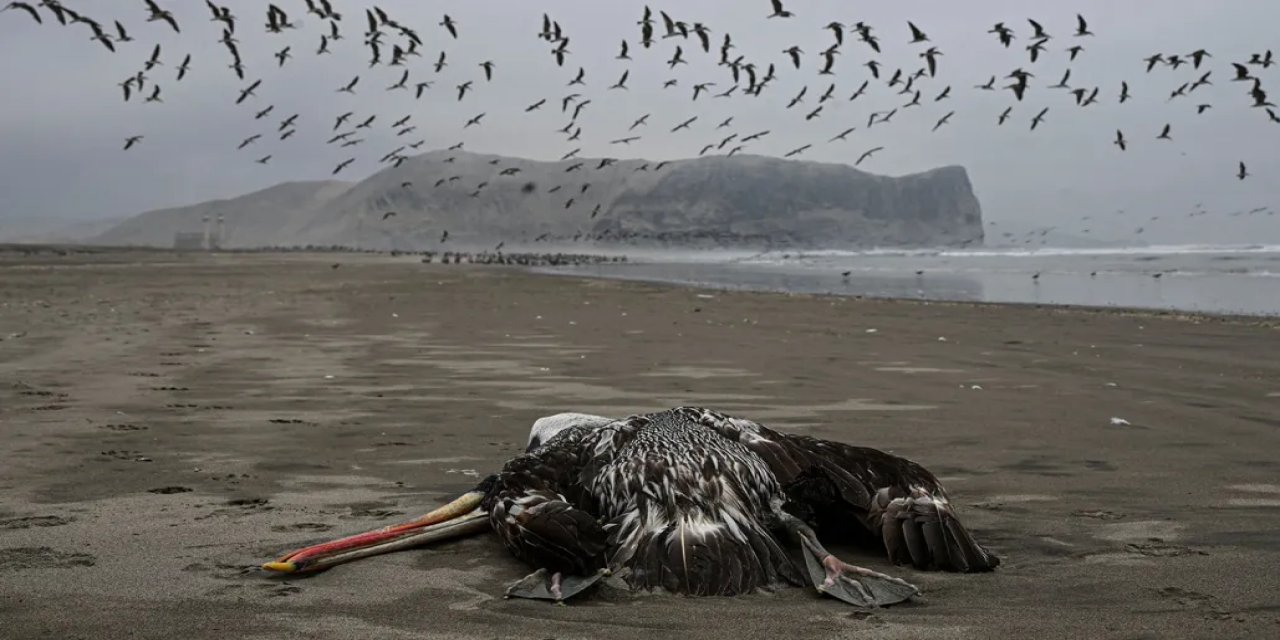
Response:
[526,412,613,451]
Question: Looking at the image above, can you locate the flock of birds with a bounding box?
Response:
[3,0,1277,248]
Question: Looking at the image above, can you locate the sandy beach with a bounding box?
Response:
[2,249,1279,639]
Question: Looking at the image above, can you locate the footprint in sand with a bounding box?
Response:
[0,547,96,570]
[102,423,147,431]
[1154,587,1240,622]
[17,389,61,398]
[271,522,334,533]
[262,584,303,598]
[268,418,317,425]
[226,498,270,508]
[183,561,259,581]
[99,450,152,462]
[340,504,406,520]
[0,515,73,530]
[148,486,193,495]
[1126,540,1208,557]
[1072,509,1125,520]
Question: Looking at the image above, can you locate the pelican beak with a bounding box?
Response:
[262,486,490,575]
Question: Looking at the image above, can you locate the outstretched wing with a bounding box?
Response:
[481,422,607,575]
[689,408,1000,573]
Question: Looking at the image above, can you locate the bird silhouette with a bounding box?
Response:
[439,14,457,38]
[907,21,929,43]
[1074,14,1094,37]
[767,0,793,19]
[856,146,884,165]
[1031,107,1049,130]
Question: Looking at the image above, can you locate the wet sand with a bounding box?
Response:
[2,249,1279,639]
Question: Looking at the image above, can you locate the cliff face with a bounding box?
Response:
[92,151,983,250]
[601,155,982,247]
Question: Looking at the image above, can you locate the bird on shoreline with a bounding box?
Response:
[264,407,998,606]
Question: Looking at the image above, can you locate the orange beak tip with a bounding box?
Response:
[261,561,299,573]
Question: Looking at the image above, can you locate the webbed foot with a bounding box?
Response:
[504,567,608,604]
[800,538,919,608]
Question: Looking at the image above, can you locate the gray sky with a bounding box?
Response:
[2,0,1279,244]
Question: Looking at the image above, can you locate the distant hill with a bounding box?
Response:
[0,215,126,244]
[90,180,354,248]
[87,151,984,251]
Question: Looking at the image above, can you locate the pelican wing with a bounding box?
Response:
[577,410,804,594]
[690,409,1001,573]
[481,424,608,575]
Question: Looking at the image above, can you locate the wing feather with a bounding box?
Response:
[694,410,1000,572]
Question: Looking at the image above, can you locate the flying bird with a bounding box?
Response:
[1114,129,1127,151]
[1028,18,1050,40]
[988,22,1014,47]
[1030,107,1049,130]
[907,21,929,43]
[610,70,630,90]
[856,146,884,165]
[828,127,855,142]
[236,79,262,105]
[1074,14,1093,37]
[919,47,942,76]
[144,0,180,33]
[767,0,794,19]
[123,135,143,150]
[783,144,811,158]
[2,2,42,23]
[783,46,802,70]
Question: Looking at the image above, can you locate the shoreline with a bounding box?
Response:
[532,264,1280,327]
[6,242,1279,323]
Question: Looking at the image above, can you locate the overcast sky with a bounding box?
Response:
[1,0,1278,243]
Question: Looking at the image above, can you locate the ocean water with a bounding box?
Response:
[540,245,1280,317]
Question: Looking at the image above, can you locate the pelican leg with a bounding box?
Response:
[780,514,919,608]
[504,567,608,604]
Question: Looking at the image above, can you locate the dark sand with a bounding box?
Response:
[2,250,1279,639]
